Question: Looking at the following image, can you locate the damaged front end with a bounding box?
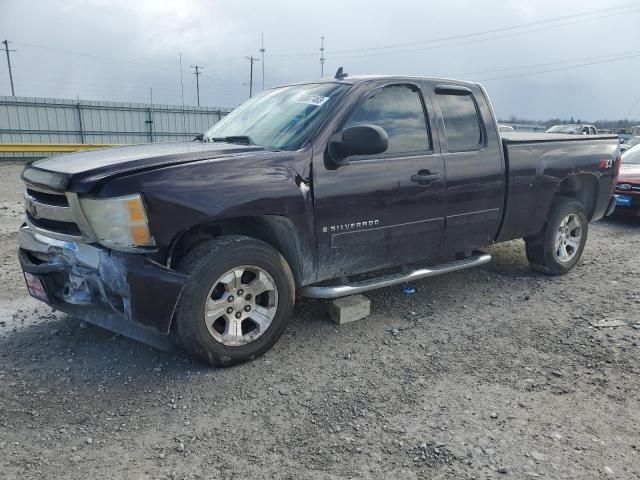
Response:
[19,226,187,350]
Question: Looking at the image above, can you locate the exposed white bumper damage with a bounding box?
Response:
[18,226,187,350]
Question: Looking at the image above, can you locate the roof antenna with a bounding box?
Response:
[335,66,348,79]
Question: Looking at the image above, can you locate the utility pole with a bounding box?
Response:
[245,56,259,98]
[2,40,16,96]
[190,65,202,106]
[147,87,154,143]
[320,36,325,77]
[260,33,265,90]
[179,53,186,136]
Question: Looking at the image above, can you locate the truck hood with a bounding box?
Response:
[23,141,266,192]
[619,163,640,183]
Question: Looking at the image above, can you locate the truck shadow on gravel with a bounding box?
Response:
[0,237,618,390]
[1,239,537,377]
[0,296,345,388]
[601,215,640,229]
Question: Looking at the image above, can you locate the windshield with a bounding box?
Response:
[546,125,580,134]
[622,144,640,164]
[204,83,349,150]
[624,137,640,148]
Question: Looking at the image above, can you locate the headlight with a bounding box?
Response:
[79,194,155,249]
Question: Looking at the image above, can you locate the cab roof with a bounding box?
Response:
[282,73,480,89]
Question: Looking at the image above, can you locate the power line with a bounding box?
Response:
[2,40,16,96]
[479,51,640,81]
[14,41,237,84]
[268,1,640,59]
[9,0,640,82]
[624,96,640,118]
[456,50,640,77]
[327,7,640,61]
[13,2,638,80]
[190,65,203,106]
[19,42,175,70]
[330,1,640,56]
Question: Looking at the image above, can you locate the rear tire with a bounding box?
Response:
[525,198,588,275]
[173,235,295,367]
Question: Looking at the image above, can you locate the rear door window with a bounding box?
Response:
[436,92,483,152]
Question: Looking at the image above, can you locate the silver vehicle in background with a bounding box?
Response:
[546,124,598,135]
[621,136,640,152]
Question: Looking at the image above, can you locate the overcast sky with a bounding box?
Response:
[1,0,639,121]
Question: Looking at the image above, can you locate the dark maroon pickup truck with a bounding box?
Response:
[18,71,620,366]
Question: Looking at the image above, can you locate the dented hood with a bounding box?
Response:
[23,141,266,192]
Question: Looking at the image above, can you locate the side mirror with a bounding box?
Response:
[329,124,388,166]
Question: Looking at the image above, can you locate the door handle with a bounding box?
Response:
[411,170,441,185]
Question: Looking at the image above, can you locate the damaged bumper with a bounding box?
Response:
[18,226,187,350]
[605,195,618,217]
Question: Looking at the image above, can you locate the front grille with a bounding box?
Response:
[26,188,69,207]
[23,186,86,240]
[615,182,640,192]
[25,212,82,236]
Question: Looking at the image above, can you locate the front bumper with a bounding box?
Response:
[605,195,618,217]
[18,226,187,350]
[612,192,640,217]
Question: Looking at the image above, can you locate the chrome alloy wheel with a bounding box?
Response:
[554,213,582,263]
[204,265,278,346]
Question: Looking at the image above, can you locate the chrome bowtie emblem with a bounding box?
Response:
[617,184,632,191]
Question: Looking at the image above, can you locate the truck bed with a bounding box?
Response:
[496,132,620,243]
[501,132,619,143]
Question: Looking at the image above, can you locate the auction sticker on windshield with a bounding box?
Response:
[295,92,330,106]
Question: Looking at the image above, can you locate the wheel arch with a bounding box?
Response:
[553,173,599,221]
[167,215,314,287]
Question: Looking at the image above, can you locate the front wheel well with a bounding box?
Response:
[167,216,309,287]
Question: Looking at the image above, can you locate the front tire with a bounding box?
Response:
[525,198,588,275]
[174,235,295,367]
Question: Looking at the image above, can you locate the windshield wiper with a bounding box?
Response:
[209,135,255,145]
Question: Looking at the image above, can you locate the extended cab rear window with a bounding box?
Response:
[436,92,483,152]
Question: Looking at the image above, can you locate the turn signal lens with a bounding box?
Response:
[127,198,145,222]
[129,224,152,245]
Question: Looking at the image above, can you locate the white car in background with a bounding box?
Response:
[621,136,640,152]
[546,124,598,135]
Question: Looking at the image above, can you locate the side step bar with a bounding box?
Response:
[299,251,492,299]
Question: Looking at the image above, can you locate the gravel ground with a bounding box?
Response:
[0,162,639,479]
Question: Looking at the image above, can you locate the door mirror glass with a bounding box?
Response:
[329,124,388,165]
